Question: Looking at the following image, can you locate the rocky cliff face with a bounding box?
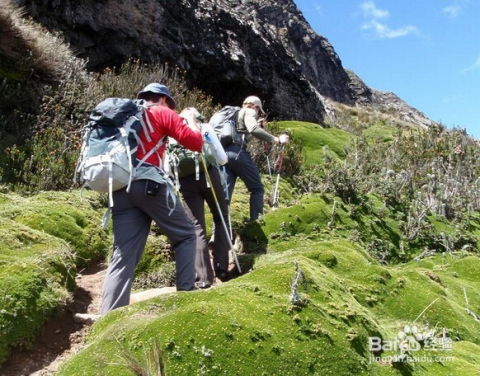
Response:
[345,70,434,128]
[13,0,433,127]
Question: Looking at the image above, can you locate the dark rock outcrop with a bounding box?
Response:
[13,0,433,127]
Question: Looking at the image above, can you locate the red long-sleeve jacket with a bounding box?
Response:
[137,105,203,166]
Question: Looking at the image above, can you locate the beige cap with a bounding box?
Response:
[243,95,265,115]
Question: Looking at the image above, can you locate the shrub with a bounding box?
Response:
[346,127,480,220]
[248,121,304,178]
[0,0,86,185]
[2,59,219,191]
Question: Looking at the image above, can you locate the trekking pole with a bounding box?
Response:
[271,145,285,210]
[266,155,273,179]
[219,165,234,240]
[263,142,273,179]
[200,155,242,274]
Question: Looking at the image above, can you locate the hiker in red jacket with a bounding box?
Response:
[101,83,203,313]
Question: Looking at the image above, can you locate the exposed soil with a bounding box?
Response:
[0,263,106,376]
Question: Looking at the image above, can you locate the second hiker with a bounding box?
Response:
[168,108,231,286]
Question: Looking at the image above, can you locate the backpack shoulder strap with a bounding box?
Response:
[137,108,153,143]
[136,135,166,169]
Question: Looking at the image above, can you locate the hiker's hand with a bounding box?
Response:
[258,118,267,128]
[278,134,289,144]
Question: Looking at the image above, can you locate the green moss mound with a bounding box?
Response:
[0,190,110,364]
[277,121,354,164]
[242,193,478,262]
[0,218,75,363]
[58,238,480,375]
[361,122,398,143]
[56,190,480,376]
[1,191,110,265]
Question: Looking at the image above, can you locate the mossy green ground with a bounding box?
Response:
[277,121,354,164]
[58,235,480,375]
[0,191,109,363]
[242,192,476,262]
[3,121,480,374]
[58,182,480,375]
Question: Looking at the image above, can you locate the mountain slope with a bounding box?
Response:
[13,0,433,128]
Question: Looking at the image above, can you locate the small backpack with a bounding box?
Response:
[167,137,229,200]
[168,140,203,180]
[167,127,223,185]
[167,108,228,196]
[209,106,246,147]
[75,98,164,208]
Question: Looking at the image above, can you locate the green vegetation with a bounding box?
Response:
[58,237,480,375]
[56,119,479,375]
[1,4,479,373]
[277,121,354,164]
[1,117,478,374]
[361,121,398,143]
[242,192,478,263]
[0,221,74,364]
[0,190,109,363]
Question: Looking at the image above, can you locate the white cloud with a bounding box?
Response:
[442,0,472,19]
[314,4,323,16]
[362,20,419,39]
[462,55,480,73]
[361,0,389,19]
[360,1,419,39]
[442,5,461,18]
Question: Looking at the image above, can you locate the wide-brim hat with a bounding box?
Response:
[243,95,265,115]
[137,83,176,109]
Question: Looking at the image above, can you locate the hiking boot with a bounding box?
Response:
[215,269,230,282]
[195,281,212,289]
[73,313,101,324]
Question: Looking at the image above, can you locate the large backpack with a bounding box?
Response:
[75,98,165,208]
[209,106,247,147]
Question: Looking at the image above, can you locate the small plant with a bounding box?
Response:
[290,260,308,306]
[108,338,167,376]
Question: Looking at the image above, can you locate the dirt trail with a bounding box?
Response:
[0,252,238,375]
[0,263,106,376]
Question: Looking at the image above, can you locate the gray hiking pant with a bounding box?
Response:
[180,167,230,285]
[225,144,264,220]
[101,179,196,313]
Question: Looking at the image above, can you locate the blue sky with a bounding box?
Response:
[294,0,480,138]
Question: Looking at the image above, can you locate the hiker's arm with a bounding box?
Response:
[165,109,203,152]
[243,108,278,143]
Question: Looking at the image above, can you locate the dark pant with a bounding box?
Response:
[225,144,264,220]
[180,167,230,285]
[101,180,196,313]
